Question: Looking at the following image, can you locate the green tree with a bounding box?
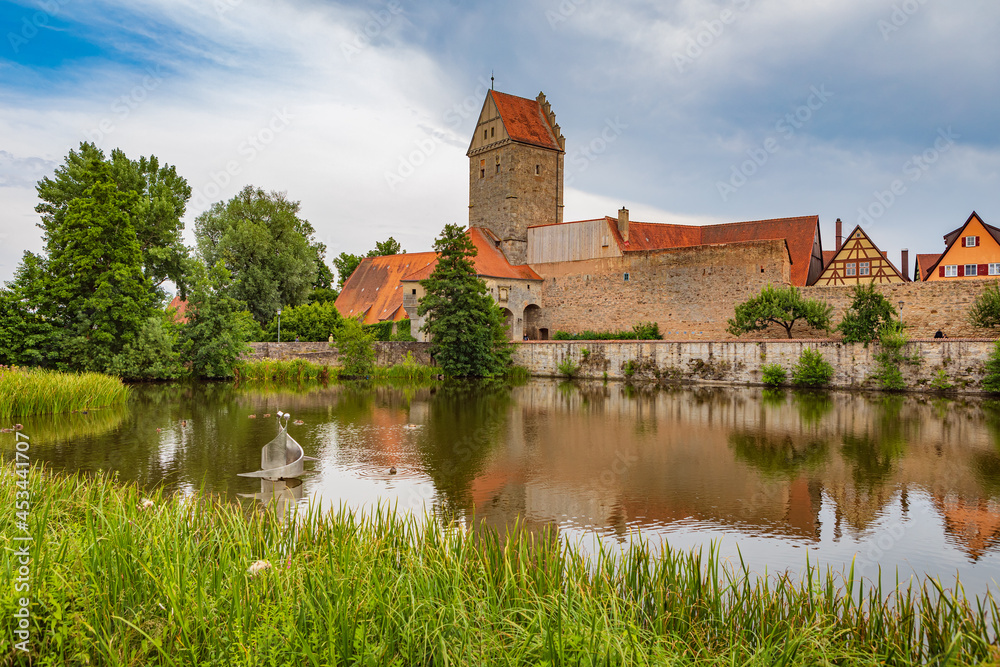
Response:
[0,254,59,367]
[35,142,192,298]
[180,261,251,379]
[332,252,362,291]
[335,317,375,376]
[108,311,186,380]
[727,284,833,339]
[837,283,898,345]
[194,186,320,325]
[332,236,405,290]
[968,281,1000,329]
[265,301,343,342]
[418,224,511,377]
[35,159,154,371]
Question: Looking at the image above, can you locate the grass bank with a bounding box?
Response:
[0,366,131,421]
[2,466,997,665]
[234,355,443,385]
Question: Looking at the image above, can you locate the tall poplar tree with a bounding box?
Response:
[35,142,192,299]
[38,158,153,370]
[418,224,511,377]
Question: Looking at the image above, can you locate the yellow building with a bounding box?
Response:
[813,223,906,285]
[926,212,1000,280]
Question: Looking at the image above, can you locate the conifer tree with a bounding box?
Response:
[418,224,511,377]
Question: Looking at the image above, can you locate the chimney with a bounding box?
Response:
[836,218,843,251]
[901,248,909,281]
[618,207,629,242]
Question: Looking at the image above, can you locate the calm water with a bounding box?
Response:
[4,380,1000,597]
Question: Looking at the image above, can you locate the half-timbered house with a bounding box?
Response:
[813,225,906,285]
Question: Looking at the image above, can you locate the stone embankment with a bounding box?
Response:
[246,341,432,367]
[245,339,1000,393]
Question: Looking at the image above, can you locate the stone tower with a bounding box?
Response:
[467,90,565,266]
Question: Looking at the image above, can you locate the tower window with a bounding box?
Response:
[480,159,485,179]
[623,272,630,282]
[483,129,487,140]
[535,164,540,175]
[491,126,495,138]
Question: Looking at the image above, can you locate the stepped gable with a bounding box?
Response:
[334,252,437,324]
[600,214,820,286]
[489,91,562,152]
[401,227,541,282]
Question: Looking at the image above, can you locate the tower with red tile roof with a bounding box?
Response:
[468,90,565,265]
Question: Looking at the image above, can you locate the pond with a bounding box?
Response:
[3,379,1000,598]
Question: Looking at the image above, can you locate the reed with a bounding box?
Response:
[0,366,131,420]
[3,465,997,665]
[235,357,443,385]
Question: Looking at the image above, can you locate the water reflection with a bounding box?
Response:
[2,380,999,595]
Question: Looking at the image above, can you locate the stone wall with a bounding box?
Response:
[246,341,433,366]
[799,280,999,339]
[532,240,792,339]
[513,339,997,392]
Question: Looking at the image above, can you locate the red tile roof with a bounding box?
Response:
[168,295,189,324]
[593,215,820,286]
[401,228,541,282]
[334,252,437,324]
[822,250,836,268]
[915,253,942,281]
[335,228,540,324]
[490,91,562,152]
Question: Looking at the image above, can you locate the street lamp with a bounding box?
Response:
[277,309,282,342]
[898,300,904,322]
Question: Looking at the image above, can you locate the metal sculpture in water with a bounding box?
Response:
[238,411,315,511]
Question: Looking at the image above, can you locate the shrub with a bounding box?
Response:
[968,281,1000,328]
[792,349,834,387]
[930,369,953,392]
[871,322,908,391]
[983,342,1000,393]
[557,357,579,378]
[264,301,343,342]
[551,323,663,341]
[624,359,638,378]
[761,363,786,387]
[363,321,395,341]
[837,283,899,345]
[389,318,417,342]
[335,317,375,377]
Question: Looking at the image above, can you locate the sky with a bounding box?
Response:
[2,0,999,286]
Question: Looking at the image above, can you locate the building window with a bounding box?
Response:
[483,129,488,140]
[490,126,495,138]
[623,272,630,282]
[412,289,416,295]
[535,164,540,175]
[846,262,856,276]
[480,159,485,179]
[496,160,500,174]
[990,264,1000,275]
[860,262,870,276]
[964,236,978,247]
[945,265,958,277]
[966,264,978,276]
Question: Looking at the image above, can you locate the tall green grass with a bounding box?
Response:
[0,366,131,420]
[2,465,997,665]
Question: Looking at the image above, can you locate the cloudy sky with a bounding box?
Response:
[2,0,998,285]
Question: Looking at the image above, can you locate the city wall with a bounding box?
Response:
[512,339,997,391]
[533,240,792,339]
[245,339,1000,393]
